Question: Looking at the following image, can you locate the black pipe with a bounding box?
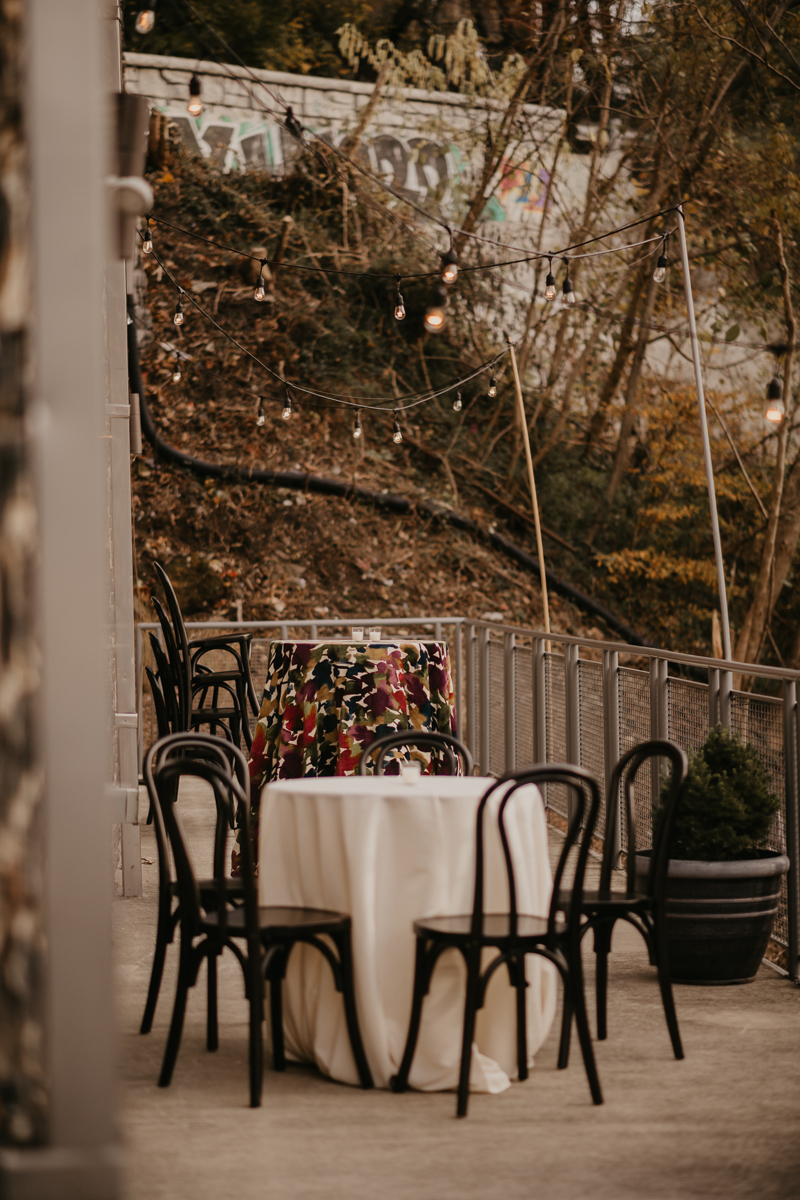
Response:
[127,298,657,649]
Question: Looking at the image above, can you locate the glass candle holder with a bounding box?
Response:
[369,627,381,641]
[351,626,364,641]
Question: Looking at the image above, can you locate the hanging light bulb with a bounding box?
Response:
[424,283,448,333]
[255,397,266,427]
[545,257,556,300]
[171,353,181,383]
[453,391,462,412]
[353,411,362,439]
[392,413,403,444]
[653,237,668,284]
[488,374,497,398]
[142,219,153,255]
[187,74,203,118]
[173,297,185,326]
[135,8,156,34]
[254,270,267,302]
[441,247,459,285]
[282,387,292,421]
[393,277,406,321]
[766,375,784,423]
[561,259,577,307]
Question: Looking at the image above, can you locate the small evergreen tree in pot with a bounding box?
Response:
[639,725,789,984]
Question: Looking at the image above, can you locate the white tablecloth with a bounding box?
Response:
[258,775,557,1092]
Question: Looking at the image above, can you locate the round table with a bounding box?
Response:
[249,638,457,788]
[258,775,557,1093]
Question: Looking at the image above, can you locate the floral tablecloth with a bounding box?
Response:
[248,639,457,791]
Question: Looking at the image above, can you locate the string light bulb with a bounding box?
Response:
[424,283,448,333]
[135,8,156,34]
[282,387,292,421]
[766,375,784,423]
[142,219,153,255]
[173,297,185,326]
[441,246,459,285]
[353,411,362,439]
[653,237,668,283]
[187,74,202,118]
[545,257,556,300]
[392,414,403,444]
[453,391,462,412]
[488,374,497,398]
[393,277,406,321]
[561,259,577,307]
[254,264,267,302]
[256,397,266,427]
[171,353,181,383]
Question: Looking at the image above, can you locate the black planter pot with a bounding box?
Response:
[634,850,789,985]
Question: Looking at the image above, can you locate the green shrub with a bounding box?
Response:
[657,725,780,861]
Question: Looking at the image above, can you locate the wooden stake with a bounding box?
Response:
[508,339,551,644]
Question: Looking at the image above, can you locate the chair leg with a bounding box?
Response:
[568,944,603,1106]
[456,945,482,1118]
[593,920,613,1041]
[390,936,431,1094]
[140,906,172,1034]
[268,957,286,1072]
[557,986,573,1070]
[653,918,684,1060]
[335,929,373,1089]
[513,956,529,1082]
[159,940,194,1088]
[207,950,218,1052]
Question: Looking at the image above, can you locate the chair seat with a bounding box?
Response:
[556,888,650,913]
[414,912,561,943]
[203,905,350,937]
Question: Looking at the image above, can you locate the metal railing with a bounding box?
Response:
[134,615,800,979]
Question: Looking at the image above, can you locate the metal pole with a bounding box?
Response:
[787,680,800,981]
[603,650,621,868]
[507,338,551,648]
[676,205,732,661]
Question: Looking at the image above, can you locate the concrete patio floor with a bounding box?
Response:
[114,784,800,1200]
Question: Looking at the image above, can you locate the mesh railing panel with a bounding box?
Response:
[545,653,568,817]
[513,645,534,770]
[577,659,606,836]
[666,678,709,754]
[488,639,506,776]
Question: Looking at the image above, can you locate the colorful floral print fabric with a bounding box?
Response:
[249,639,457,792]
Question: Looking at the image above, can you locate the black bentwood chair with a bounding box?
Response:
[144,733,373,1106]
[359,731,474,777]
[557,740,688,1060]
[139,730,247,1034]
[390,764,603,1117]
[153,561,260,749]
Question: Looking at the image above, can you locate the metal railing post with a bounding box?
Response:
[480,625,491,775]
[565,643,580,822]
[719,668,732,729]
[465,622,477,765]
[504,632,516,774]
[785,680,800,981]
[533,636,546,764]
[135,623,143,773]
[454,621,463,740]
[603,650,621,867]
[708,667,719,728]
[650,657,668,801]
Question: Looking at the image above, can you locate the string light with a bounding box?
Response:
[424,283,448,333]
[766,374,784,423]
[488,374,497,397]
[393,277,406,321]
[187,74,203,118]
[254,262,267,302]
[561,258,577,307]
[281,387,292,420]
[173,296,185,326]
[453,391,462,412]
[142,218,153,255]
[545,257,556,301]
[441,245,459,285]
[653,236,668,283]
[171,353,182,383]
[353,411,362,439]
[256,397,266,426]
[135,8,156,34]
[392,413,403,444]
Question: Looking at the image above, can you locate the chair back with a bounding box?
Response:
[358,730,473,777]
[144,733,253,928]
[599,740,688,896]
[145,665,173,740]
[154,562,193,721]
[471,764,602,944]
[148,632,182,733]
